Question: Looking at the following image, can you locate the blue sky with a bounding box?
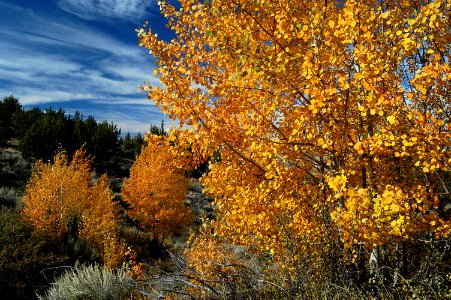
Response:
[0,0,173,134]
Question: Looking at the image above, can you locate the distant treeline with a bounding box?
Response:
[0,95,165,162]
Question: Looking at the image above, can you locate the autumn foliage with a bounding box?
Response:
[139,0,451,279]
[21,148,124,267]
[121,134,192,239]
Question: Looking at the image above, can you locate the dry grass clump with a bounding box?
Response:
[38,264,133,300]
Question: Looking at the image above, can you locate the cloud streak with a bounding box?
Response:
[58,0,155,22]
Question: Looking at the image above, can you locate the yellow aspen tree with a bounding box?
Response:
[121,134,193,239]
[22,148,125,267]
[139,0,451,267]
[22,148,91,238]
[79,174,125,268]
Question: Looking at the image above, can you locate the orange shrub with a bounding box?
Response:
[122,134,193,239]
[22,148,125,267]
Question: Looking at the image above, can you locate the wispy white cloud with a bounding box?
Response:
[0,45,146,99]
[0,88,96,106]
[102,62,155,82]
[0,48,82,78]
[58,0,156,22]
[88,110,167,134]
[0,14,144,59]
